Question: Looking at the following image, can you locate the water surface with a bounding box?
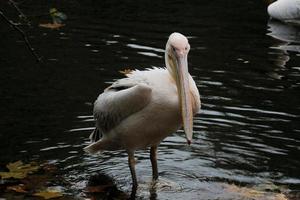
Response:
[0,0,299,199]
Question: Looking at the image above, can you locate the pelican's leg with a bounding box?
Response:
[150,146,158,180]
[127,150,138,189]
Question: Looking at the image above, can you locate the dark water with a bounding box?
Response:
[1,0,300,199]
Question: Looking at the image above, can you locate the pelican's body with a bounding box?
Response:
[267,0,300,23]
[84,33,201,188]
[86,68,200,152]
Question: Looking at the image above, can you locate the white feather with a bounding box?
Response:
[268,0,300,23]
[84,68,200,154]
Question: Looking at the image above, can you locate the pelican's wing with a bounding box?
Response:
[93,78,152,135]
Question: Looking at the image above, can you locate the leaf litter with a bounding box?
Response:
[33,189,63,199]
[0,160,39,179]
[0,160,64,199]
[1,160,298,199]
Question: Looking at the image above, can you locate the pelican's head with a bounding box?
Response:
[165,32,193,144]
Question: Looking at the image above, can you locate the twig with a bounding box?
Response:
[8,0,29,23]
[0,10,42,62]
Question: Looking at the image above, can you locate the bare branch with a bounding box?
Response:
[0,10,42,62]
[8,0,29,23]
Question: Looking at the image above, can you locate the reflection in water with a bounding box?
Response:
[84,173,130,199]
[267,20,300,69]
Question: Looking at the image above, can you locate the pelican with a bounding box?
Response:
[84,32,201,188]
[266,0,300,24]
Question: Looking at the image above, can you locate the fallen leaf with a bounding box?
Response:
[7,160,23,171]
[0,160,40,179]
[8,161,39,173]
[275,193,289,200]
[39,23,65,29]
[225,183,288,200]
[33,189,63,199]
[119,69,133,75]
[7,184,27,193]
[0,171,26,179]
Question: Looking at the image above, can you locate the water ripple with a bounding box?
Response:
[127,43,165,53]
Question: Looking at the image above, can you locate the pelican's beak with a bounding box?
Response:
[173,50,193,144]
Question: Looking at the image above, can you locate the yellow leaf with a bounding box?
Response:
[33,190,63,199]
[0,160,40,179]
[7,160,24,171]
[0,171,26,179]
[39,23,65,30]
[9,161,39,173]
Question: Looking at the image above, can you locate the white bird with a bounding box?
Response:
[84,32,201,189]
[267,0,300,24]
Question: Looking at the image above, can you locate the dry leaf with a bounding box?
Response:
[7,161,40,174]
[7,160,23,171]
[0,171,27,179]
[119,69,133,75]
[275,193,289,200]
[7,184,27,193]
[39,23,65,29]
[33,189,63,199]
[225,184,288,200]
[0,160,40,179]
